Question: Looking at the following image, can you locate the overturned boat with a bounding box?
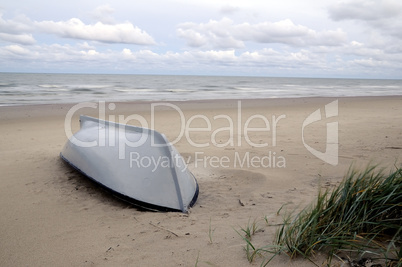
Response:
[60,115,198,213]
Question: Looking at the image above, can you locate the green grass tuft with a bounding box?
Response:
[239,218,260,240]
[273,165,402,266]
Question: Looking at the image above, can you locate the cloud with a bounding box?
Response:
[220,5,240,15]
[177,18,245,49]
[328,0,402,44]
[328,0,402,21]
[0,33,35,45]
[77,42,96,51]
[81,49,99,56]
[237,19,347,47]
[193,50,237,64]
[35,18,155,45]
[0,13,36,44]
[5,45,30,55]
[177,18,347,49]
[1,40,401,77]
[0,13,33,34]
[90,5,116,24]
[1,2,401,78]
[0,10,155,46]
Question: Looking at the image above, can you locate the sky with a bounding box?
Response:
[0,0,402,78]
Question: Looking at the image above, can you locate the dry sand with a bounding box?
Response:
[0,96,401,266]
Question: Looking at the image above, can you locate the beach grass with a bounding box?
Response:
[274,165,402,266]
[240,165,402,266]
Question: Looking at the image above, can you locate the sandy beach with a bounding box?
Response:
[1,96,401,266]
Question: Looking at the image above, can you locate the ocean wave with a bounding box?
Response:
[71,88,95,92]
[0,83,17,88]
[38,84,63,89]
[0,73,401,106]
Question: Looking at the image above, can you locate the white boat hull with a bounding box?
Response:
[61,115,198,212]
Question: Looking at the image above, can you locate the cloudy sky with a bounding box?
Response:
[1,0,402,78]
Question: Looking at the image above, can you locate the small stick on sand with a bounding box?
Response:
[149,222,179,237]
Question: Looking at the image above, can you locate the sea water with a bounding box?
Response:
[0,73,401,106]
